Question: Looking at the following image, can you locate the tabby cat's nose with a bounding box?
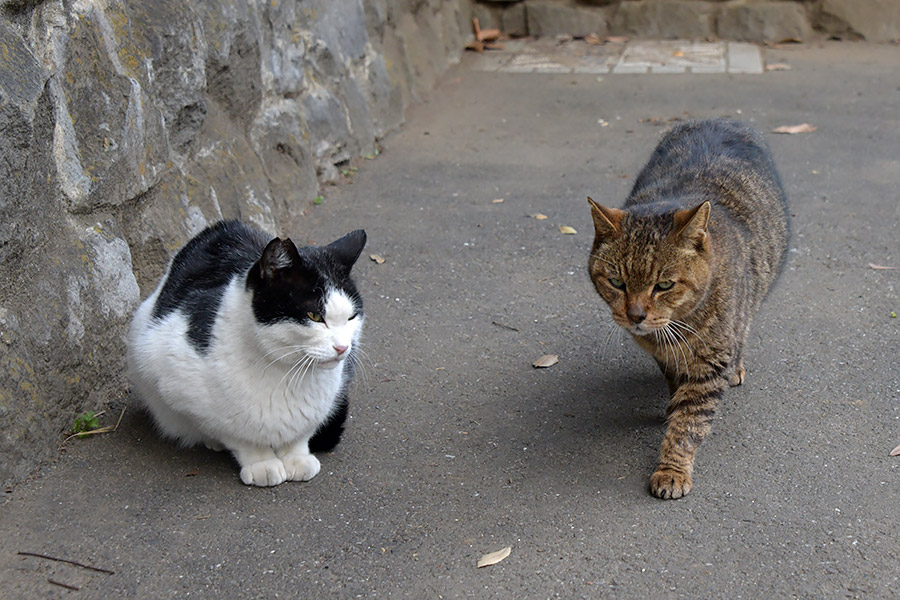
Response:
[333,344,349,355]
[626,306,646,324]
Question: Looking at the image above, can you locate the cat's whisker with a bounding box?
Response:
[289,354,316,390]
[599,322,620,364]
[261,346,306,373]
[665,324,690,372]
[670,319,710,349]
[279,353,312,393]
[350,347,373,389]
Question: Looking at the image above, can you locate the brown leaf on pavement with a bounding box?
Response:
[869,263,897,270]
[370,254,386,264]
[772,123,816,134]
[891,444,900,456]
[765,63,792,71]
[559,225,577,235]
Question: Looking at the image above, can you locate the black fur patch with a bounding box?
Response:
[152,221,270,351]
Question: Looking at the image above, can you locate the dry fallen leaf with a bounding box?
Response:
[772,123,816,134]
[584,33,604,45]
[492,198,504,204]
[559,225,577,235]
[531,213,548,220]
[672,50,685,57]
[477,546,512,568]
[765,62,792,71]
[605,35,629,44]
[532,354,559,368]
[370,254,385,264]
[869,263,897,270]
[891,444,900,456]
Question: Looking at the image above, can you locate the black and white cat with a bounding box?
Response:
[127,220,366,487]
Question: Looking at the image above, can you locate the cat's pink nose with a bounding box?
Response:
[333,344,349,356]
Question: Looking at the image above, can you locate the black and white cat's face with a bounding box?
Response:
[246,230,366,369]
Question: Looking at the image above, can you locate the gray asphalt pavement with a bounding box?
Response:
[2,41,899,599]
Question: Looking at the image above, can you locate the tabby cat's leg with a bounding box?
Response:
[229,444,287,487]
[650,375,728,499]
[277,439,321,482]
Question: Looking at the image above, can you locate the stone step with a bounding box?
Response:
[468,38,764,75]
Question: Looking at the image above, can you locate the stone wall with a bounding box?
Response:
[0,0,471,486]
[473,0,900,42]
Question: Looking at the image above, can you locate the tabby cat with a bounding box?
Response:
[128,220,366,487]
[587,119,788,499]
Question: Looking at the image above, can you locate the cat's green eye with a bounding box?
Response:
[655,281,675,292]
[608,277,626,290]
[307,311,325,323]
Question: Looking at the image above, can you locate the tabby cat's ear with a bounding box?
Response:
[327,229,367,270]
[259,238,303,280]
[588,197,625,239]
[673,201,711,249]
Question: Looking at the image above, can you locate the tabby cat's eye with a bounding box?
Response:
[307,311,325,323]
[655,281,675,292]
[608,277,626,290]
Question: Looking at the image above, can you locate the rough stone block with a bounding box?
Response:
[472,1,528,36]
[717,1,814,43]
[525,0,610,37]
[820,0,900,42]
[611,0,717,39]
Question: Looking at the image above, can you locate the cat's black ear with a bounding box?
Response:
[674,201,711,248]
[588,197,624,239]
[327,230,367,270]
[259,237,303,280]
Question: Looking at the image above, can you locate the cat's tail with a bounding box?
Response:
[309,396,348,454]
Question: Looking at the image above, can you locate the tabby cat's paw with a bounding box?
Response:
[650,469,692,499]
[240,458,287,487]
[727,365,746,387]
[282,453,321,482]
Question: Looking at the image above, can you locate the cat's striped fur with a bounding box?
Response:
[588,119,788,499]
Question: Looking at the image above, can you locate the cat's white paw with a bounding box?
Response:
[282,453,321,482]
[239,458,287,487]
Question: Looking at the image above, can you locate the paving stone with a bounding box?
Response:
[727,42,764,74]
[468,38,762,76]
[615,40,726,73]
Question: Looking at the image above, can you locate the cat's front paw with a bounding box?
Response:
[650,469,692,499]
[282,453,321,482]
[726,364,746,387]
[240,458,287,487]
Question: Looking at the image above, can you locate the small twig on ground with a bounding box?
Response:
[48,578,80,591]
[491,321,519,332]
[17,551,115,575]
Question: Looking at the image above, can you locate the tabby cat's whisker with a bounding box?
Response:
[666,325,690,371]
